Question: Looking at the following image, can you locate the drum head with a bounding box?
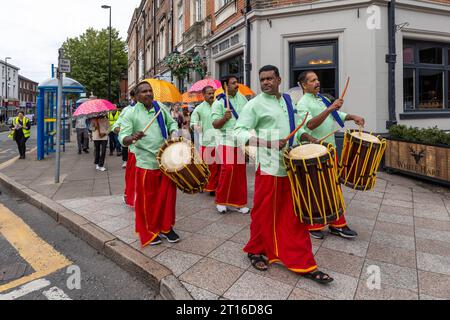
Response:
[289,144,328,160]
[160,141,192,172]
[350,132,381,144]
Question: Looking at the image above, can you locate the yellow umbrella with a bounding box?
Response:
[215,83,255,98]
[142,78,182,103]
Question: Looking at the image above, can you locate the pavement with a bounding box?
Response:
[1,133,450,300]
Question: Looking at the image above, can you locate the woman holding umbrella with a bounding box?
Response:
[73,99,117,172]
[90,114,110,172]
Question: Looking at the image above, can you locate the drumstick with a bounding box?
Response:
[340,77,350,100]
[225,86,231,111]
[132,109,162,144]
[318,130,339,143]
[285,112,309,141]
[143,109,162,134]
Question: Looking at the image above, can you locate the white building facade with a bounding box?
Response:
[207,0,450,134]
[1,59,20,106]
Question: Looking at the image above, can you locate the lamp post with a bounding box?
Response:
[102,5,112,102]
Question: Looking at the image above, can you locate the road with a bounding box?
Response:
[0,188,159,300]
[0,125,37,163]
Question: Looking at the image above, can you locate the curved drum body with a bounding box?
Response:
[339,131,387,191]
[157,138,211,194]
[284,143,345,226]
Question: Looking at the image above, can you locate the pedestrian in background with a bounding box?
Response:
[90,115,109,172]
[75,115,90,154]
[9,111,31,159]
[108,108,122,156]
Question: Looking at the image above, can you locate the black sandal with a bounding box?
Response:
[248,254,269,272]
[302,270,334,284]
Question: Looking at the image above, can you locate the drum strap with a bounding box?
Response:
[282,94,296,148]
[152,101,168,140]
[217,94,239,120]
[317,94,345,128]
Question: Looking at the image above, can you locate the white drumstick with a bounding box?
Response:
[133,109,162,144]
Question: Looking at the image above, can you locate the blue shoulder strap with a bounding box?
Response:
[217,94,239,120]
[152,101,168,140]
[317,93,345,128]
[282,94,296,147]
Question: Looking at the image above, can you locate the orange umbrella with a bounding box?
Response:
[181,92,204,104]
[215,83,255,98]
[142,78,182,103]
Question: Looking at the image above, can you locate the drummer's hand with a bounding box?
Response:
[223,110,232,121]
[132,131,146,142]
[353,116,365,127]
[170,131,179,139]
[268,139,288,150]
[329,99,344,112]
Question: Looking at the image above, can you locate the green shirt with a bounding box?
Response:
[112,105,136,153]
[234,93,308,177]
[119,102,178,170]
[211,92,248,147]
[297,93,347,147]
[190,101,219,147]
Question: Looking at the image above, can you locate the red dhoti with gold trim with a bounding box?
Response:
[135,167,177,247]
[244,168,317,274]
[200,146,220,193]
[215,145,248,208]
[124,152,137,207]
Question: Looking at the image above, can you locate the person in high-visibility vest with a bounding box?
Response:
[108,109,121,156]
[9,111,31,159]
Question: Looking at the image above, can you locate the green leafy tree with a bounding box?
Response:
[62,28,128,103]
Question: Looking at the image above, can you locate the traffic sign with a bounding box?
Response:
[59,59,71,73]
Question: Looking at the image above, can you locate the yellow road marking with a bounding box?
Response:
[0,203,72,292]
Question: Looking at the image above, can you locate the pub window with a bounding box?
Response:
[403,40,450,111]
[290,40,338,98]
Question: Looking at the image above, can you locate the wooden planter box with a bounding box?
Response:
[384,139,450,186]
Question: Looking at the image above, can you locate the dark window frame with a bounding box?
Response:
[289,40,339,96]
[403,39,450,113]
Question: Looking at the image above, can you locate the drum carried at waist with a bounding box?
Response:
[284,143,345,226]
[338,130,387,191]
[157,137,211,194]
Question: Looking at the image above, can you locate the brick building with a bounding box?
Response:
[18,75,38,115]
[128,0,450,134]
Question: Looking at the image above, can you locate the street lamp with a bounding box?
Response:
[102,5,112,102]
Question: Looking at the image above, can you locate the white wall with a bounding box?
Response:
[252,7,384,132]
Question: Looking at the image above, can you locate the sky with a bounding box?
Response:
[0,0,141,83]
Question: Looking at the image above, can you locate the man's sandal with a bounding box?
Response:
[302,270,334,284]
[248,254,269,272]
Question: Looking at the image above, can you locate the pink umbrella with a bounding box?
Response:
[188,79,222,93]
[73,99,117,118]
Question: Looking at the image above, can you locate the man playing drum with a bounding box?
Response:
[191,86,221,196]
[212,76,250,214]
[233,65,334,285]
[297,70,365,240]
[119,81,181,247]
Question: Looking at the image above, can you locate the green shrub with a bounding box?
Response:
[389,125,450,146]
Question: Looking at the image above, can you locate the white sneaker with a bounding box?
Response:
[238,207,251,214]
[99,167,107,172]
[96,165,100,170]
[217,205,228,214]
[122,161,127,169]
